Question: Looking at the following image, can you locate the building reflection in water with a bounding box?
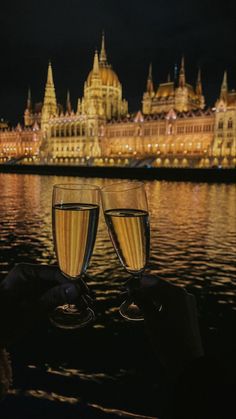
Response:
[0,174,235,309]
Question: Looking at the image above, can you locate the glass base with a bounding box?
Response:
[119,299,144,321]
[49,304,95,329]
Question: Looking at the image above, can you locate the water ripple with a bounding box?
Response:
[0,174,236,416]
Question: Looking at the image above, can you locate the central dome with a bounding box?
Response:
[82,35,128,120]
[87,65,120,88]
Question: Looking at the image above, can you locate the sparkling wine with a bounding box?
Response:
[104,208,150,274]
[52,203,99,278]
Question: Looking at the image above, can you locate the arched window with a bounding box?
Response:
[218,120,223,129]
[228,119,233,129]
[66,124,70,136]
[168,124,173,135]
[70,124,75,136]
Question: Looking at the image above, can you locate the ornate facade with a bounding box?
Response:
[142,58,205,114]
[211,72,236,165]
[0,123,41,163]
[0,35,235,168]
[37,34,128,162]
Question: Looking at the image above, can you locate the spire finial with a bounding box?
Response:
[196,68,202,96]
[179,56,186,87]
[93,50,100,73]
[27,87,32,110]
[146,63,154,94]
[99,31,107,66]
[220,70,228,101]
[66,89,72,113]
[47,61,54,85]
[148,62,152,79]
[222,70,228,90]
[41,60,57,129]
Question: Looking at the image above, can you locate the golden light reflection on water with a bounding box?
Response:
[9,388,157,418]
[0,174,235,309]
[1,174,235,418]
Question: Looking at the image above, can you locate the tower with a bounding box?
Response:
[99,32,108,67]
[84,50,104,118]
[213,71,236,162]
[220,71,228,102]
[179,56,186,88]
[142,63,155,114]
[24,88,33,126]
[66,90,72,114]
[146,63,154,95]
[27,88,32,111]
[82,33,127,121]
[195,69,205,109]
[41,62,57,133]
[196,69,202,96]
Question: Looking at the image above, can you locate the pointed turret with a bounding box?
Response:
[195,68,205,109]
[24,87,33,126]
[99,32,108,67]
[93,50,100,74]
[77,98,81,114]
[146,63,154,95]
[27,87,32,110]
[167,73,171,83]
[66,89,72,113]
[43,61,57,110]
[196,68,202,96]
[220,71,228,101]
[174,63,178,85]
[179,56,186,88]
[41,61,57,131]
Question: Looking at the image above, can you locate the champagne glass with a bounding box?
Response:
[101,181,150,321]
[50,183,100,329]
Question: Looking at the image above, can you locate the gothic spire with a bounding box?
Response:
[77,98,81,114]
[66,89,72,113]
[196,68,202,96]
[179,56,186,88]
[27,87,32,110]
[99,32,108,66]
[220,71,228,101]
[47,61,54,85]
[93,50,100,74]
[43,61,57,108]
[146,63,154,94]
[41,61,57,129]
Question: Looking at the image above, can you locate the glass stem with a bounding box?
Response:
[129,272,142,291]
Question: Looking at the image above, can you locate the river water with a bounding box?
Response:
[0,174,235,418]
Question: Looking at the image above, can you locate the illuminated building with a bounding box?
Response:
[142,59,205,114]
[0,122,41,163]
[35,34,127,163]
[212,72,236,166]
[0,35,235,168]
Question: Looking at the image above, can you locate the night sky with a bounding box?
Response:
[1,0,236,125]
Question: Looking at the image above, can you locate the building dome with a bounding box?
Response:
[82,35,128,120]
[87,66,120,88]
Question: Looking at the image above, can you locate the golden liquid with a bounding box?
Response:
[53,203,99,278]
[105,208,150,274]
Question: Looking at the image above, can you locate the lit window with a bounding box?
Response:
[228,119,233,129]
[218,120,223,129]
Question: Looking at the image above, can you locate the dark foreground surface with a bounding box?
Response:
[0,163,235,183]
[1,306,235,419]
